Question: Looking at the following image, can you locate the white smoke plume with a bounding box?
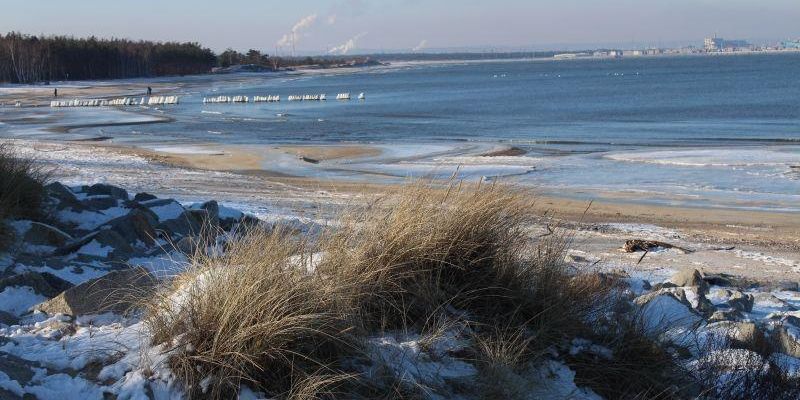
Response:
[327,14,337,25]
[412,39,428,52]
[328,32,367,55]
[277,14,318,47]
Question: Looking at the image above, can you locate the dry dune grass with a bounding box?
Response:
[145,228,362,398]
[144,180,616,398]
[0,142,48,247]
[317,182,610,350]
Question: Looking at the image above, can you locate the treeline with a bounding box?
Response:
[0,32,216,83]
[215,48,381,70]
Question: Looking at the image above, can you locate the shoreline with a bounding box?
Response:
[1,61,798,284]
[2,136,797,285]
[46,138,800,252]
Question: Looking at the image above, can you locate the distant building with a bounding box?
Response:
[723,40,751,49]
[622,50,644,57]
[704,37,751,51]
[782,39,800,49]
[592,50,622,58]
[704,37,724,51]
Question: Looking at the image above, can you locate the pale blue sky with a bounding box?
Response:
[1,0,798,53]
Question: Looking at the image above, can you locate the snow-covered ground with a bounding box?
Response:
[0,138,797,398]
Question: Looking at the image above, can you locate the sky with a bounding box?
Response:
[1,0,799,54]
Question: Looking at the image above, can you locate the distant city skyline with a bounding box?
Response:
[1,0,798,54]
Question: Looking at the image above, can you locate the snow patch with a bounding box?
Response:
[0,286,47,316]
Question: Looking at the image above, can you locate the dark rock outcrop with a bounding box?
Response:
[0,272,73,298]
[101,209,158,246]
[23,222,72,248]
[133,192,158,202]
[80,183,129,200]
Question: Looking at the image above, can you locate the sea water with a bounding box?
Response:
[3,53,800,211]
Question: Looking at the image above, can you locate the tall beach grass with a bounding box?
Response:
[143,181,686,398]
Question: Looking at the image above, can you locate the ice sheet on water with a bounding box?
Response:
[606,148,800,168]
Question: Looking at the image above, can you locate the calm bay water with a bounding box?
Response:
[6,53,800,211]
[111,54,800,148]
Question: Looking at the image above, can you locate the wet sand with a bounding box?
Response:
[101,142,384,176]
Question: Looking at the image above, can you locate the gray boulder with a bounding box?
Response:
[80,183,129,200]
[669,269,709,295]
[772,326,800,358]
[101,209,158,246]
[45,182,84,211]
[708,309,743,323]
[727,291,755,313]
[59,230,135,261]
[35,267,156,316]
[708,321,767,351]
[157,211,202,239]
[0,272,73,298]
[23,222,72,248]
[80,195,119,211]
[133,192,158,202]
[92,230,136,260]
[634,287,693,309]
[140,199,185,222]
[753,293,797,311]
[188,200,220,228]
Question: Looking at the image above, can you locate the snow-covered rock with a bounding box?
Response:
[35,267,156,317]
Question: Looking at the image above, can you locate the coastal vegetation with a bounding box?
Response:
[0,155,797,397]
[0,32,216,83]
[0,142,48,248]
[140,182,800,399]
[0,32,380,84]
[215,48,379,70]
[144,182,619,397]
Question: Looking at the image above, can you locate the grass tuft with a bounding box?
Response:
[144,181,634,398]
[316,181,609,338]
[0,142,48,249]
[145,227,362,398]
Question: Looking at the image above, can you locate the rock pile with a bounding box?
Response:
[0,182,252,323]
[630,268,800,380]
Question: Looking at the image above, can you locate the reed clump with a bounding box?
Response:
[0,142,48,248]
[145,181,615,398]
